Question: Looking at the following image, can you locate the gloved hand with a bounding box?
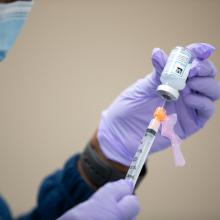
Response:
[57,180,139,220]
[97,43,220,166]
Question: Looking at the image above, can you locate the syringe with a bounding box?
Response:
[125,106,167,187]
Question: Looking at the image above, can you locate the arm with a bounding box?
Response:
[16,139,142,220]
[1,161,89,220]
[0,197,13,220]
[15,141,143,220]
[78,132,147,189]
[17,154,94,220]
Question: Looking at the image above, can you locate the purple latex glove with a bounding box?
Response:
[98,43,220,166]
[57,180,139,220]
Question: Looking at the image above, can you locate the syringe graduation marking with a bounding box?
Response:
[125,106,167,188]
[126,130,156,185]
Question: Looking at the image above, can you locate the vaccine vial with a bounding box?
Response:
[157,46,193,101]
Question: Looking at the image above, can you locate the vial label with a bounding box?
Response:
[163,47,192,79]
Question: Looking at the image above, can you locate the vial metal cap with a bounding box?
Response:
[157,84,179,101]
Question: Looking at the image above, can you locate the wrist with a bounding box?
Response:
[79,135,127,189]
[78,131,147,189]
[91,131,129,173]
[92,130,148,189]
[77,157,97,190]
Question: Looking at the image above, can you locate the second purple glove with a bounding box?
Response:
[57,180,139,220]
[97,43,220,166]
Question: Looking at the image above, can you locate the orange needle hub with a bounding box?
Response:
[154,107,167,122]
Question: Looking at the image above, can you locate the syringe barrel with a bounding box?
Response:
[148,118,160,132]
[125,128,156,187]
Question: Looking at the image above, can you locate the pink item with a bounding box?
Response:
[161,114,185,167]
